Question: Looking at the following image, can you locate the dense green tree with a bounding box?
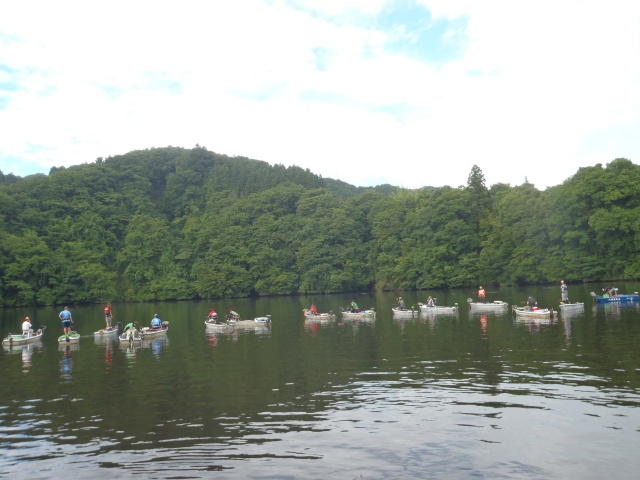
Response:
[0,147,638,306]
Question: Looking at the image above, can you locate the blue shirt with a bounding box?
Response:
[151,317,162,328]
[59,310,72,320]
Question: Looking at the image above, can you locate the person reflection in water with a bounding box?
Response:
[480,314,488,337]
[60,346,73,381]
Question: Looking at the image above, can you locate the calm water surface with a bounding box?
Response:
[1,284,639,479]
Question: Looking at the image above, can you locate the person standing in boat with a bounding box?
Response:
[478,286,486,303]
[309,303,318,314]
[560,281,569,303]
[104,303,113,330]
[527,295,537,311]
[59,306,73,335]
[151,314,162,329]
[427,296,435,307]
[397,297,406,309]
[22,317,33,337]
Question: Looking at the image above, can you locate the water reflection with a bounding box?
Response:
[3,341,43,371]
[141,336,169,359]
[94,336,116,372]
[304,318,336,333]
[2,289,640,479]
[59,344,77,382]
[480,313,488,338]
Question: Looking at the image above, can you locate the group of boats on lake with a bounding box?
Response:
[4,287,639,348]
[302,286,640,325]
[2,316,171,350]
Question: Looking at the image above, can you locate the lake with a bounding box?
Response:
[1,283,639,479]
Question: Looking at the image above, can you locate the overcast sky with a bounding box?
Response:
[1,0,638,190]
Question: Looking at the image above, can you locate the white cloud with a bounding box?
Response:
[0,0,638,189]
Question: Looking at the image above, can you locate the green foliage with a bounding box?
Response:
[0,150,638,306]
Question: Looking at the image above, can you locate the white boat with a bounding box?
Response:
[512,306,557,319]
[558,302,584,311]
[119,329,142,343]
[94,323,121,336]
[340,307,376,319]
[303,309,336,320]
[2,326,46,346]
[227,316,272,329]
[204,319,231,330]
[467,299,509,310]
[58,332,81,344]
[140,322,169,338]
[392,307,419,318]
[418,303,459,314]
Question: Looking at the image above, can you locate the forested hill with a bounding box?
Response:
[0,147,638,307]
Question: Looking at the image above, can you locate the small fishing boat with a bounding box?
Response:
[392,307,419,318]
[590,289,639,303]
[58,331,81,344]
[227,315,272,329]
[119,328,142,343]
[512,306,557,319]
[418,303,459,314]
[340,307,376,319]
[303,309,336,320]
[2,326,46,346]
[558,302,584,311]
[140,322,169,338]
[467,299,509,311]
[204,318,231,330]
[94,322,122,337]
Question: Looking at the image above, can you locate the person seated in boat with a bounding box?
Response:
[527,295,537,311]
[208,308,218,322]
[397,297,406,309]
[309,303,318,314]
[151,314,162,329]
[427,296,435,307]
[478,286,486,303]
[22,317,33,337]
[227,309,240,321]
[350,300,360,313]
[104,303,113,330]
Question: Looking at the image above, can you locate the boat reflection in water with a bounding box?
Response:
[141,336,169,359]
[3,341,44,371]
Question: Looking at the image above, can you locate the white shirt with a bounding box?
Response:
[22,320,32,332]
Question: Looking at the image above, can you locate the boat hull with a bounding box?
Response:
[119,330,142,343]
[58,332,81,344]
[593,294,638,303]
[205,320,231,330]
[340,309,376,319]
[468,301,509,311]
[392,308,419,318]
[140,326,169,338]
[558,302,584,311]
[512,306,557,319]
[419,305,459,314]
[227,317,271,329]
[94,326,119,336]
[2,328,46,346]
[303,311,336,320]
